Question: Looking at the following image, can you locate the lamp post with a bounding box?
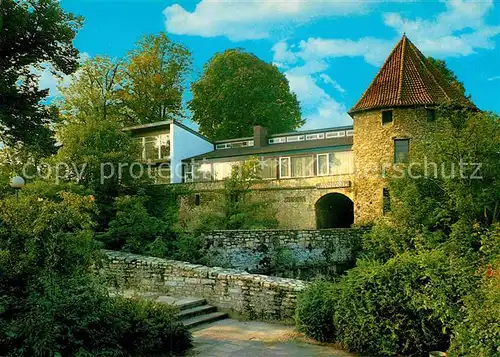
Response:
[10,176,25,202]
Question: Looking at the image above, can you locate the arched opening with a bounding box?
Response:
[315,193,354,229]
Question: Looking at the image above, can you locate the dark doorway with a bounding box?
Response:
[315,193,354,229]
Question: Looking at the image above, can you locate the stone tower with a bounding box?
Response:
[349,34,474,224]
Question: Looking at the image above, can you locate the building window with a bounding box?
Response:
[213,162,235,181]
[382,110,393,125]
[317,154,329,176]
[195,163,213,181]
[383,188,391,214]
[329,151,354,175]
[155,165,171,184]
[427,108,436,122]
[138,134,170,161]
[260,158,277,179]
[279,157,291,178]
[184,163,193,182]
[394,139,410,163]
[290,156,314,178]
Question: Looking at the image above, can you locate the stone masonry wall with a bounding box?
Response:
[180,174,355,229]
[201,228,366,278]
[352,107,431,223]
[98,250,307,322]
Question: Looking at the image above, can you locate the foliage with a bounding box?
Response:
[122,32,192,124]
[296,281,338,342]
[427,57,468,97]
[189,49,303,140]
[333,252,478,357]
[297,108,499,355]
[58,33,191,127]
[58,56,125,124]
[0,0,81,151]
[177,159,279,234]
[103,195,172,257]
[0,275,192,357]
[364,109,500,261]
[0,274,123,357]
[0,185,191,356]
[110,297,192,356]
[448,261,500,357]
[55,116,150,230]
[0,189,97,278]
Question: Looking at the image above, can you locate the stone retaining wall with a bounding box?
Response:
[98,250,307,322]
[201,228,366,278]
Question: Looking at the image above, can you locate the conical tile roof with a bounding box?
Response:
[349,35,474,114]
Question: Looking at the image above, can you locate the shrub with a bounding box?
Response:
[448,263,500,357]
[296,281,338,342]
[0,274,123,357]
[0,185,191,356]
[0,276,192,357]
[111,297,192,356]
[333,251,478,357]
[102,195,171,256]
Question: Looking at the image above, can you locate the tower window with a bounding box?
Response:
[394,139,409,164]
[383,188,391,215]
[427,109,436,122]
[382,110,393,125]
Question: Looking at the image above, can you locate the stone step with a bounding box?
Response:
[182,311,228,329]
[155,296,207,311]
[176,304,217,319]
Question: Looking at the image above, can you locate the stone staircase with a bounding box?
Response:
[112,291,228,328]
[170,296,228,328]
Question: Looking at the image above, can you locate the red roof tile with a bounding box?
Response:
[349,35,474,113]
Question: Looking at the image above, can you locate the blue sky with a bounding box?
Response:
[54,0,500,130]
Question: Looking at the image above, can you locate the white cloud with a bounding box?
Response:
[271,41,297,66]
[274,48,351,129]
[383,0,500,57]
[275,0,500,71]
[285,70,351,129]
[297,37,394,66]
[164,0,371,41]
[319,73,345,94]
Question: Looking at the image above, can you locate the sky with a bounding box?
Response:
[50,0,500,131]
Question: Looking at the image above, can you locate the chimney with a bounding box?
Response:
[253,125,268,148]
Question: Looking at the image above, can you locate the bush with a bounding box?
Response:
[296,281,338,342]
[0,185,191,356]
[0,276,192,357]
[332,251,478,357]
[102,195,172,256]
[448,263,500,357]
[0,275,123,357]
[111,297,192,356]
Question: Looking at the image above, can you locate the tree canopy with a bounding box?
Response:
[0,0,82,153]
[58,33,191,127]
[189,49,303,140]
[121,33,191,124]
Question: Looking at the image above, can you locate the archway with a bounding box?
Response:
[315,193,354,229]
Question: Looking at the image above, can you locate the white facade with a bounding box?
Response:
[170,122,213,183]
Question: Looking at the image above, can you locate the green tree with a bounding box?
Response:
[0,0,82,151]
[55,117,146,230]
[428,57,468,97]
[58,56,124,124]
[189,49,303,140]
[121,32,191,125]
